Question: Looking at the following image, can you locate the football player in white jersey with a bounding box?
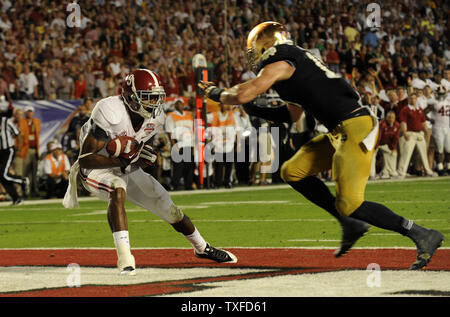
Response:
[63,69,237,275]
[426,85,450,175]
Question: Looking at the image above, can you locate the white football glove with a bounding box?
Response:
[139,144,157,166]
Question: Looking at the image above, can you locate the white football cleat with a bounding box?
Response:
[117,250,136,276]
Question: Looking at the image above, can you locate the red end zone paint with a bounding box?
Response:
[0,248,448,270]
[0,248,448,297]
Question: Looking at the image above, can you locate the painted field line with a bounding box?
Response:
[287,239,340,242]
[0,246,448,250]
[0,218,447,225]
[0,176,448,207]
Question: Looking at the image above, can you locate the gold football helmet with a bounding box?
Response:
[246,21,292,73]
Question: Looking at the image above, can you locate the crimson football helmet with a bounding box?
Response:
[121,69,166,119]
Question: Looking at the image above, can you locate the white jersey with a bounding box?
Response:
[79,96,165,175]
[430,97,450,130]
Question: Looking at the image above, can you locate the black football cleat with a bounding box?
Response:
[11,197,24,206]
[409,229,444,270]
[334,220,370,258]
[195,243,237,263]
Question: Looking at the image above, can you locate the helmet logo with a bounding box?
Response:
[126,74,134,87]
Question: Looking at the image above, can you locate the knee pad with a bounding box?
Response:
[168,204,184,223]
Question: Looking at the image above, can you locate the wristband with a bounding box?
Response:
[207,87,224,102]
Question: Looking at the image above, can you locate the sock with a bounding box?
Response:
[113,230,130,248]
[350,201,415,236]
[185,228,207,253]
[288,176,352,224]
[113,230,134,268]
[113,230,131,257]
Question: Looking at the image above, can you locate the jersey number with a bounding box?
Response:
[437,106,450,117]
[305,51,339,79]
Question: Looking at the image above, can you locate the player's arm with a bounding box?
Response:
[219,61,294,105]
[200,61,294,105]
[78,125,125,170]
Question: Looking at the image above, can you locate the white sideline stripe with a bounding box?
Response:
[1,199,449,212]
[0,176,448,207]
[0,246,448,250]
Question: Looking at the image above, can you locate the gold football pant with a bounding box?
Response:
[280,116,375,216]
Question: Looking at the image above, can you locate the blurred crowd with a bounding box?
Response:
[0,0,449,201]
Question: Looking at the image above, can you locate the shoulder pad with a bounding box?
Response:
[91,97,123,129]
[258,44,298,72]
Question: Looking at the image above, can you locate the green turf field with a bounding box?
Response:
[0,178,448,249]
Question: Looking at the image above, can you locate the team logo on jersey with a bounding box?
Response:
[144,123,155,133]
[261,46,277,61]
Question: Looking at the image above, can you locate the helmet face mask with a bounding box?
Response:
[246,21,292,73]
[122,70,166,119]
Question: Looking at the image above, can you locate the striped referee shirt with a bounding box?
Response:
[0,116,19,150]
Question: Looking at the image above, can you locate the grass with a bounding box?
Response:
[0,178,448,249]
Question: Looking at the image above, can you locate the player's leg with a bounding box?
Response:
[0,148,28,205]
[82,169,135,275]
[415,133,435,176]
[444,130,450,174]
[397,134,416,177]
[433,128,445,174]
[280,133,369,257]
[333,116,444,269]
[126,169,237,263]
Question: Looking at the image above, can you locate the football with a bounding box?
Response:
[106,136,140,158]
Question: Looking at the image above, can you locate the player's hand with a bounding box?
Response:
[121,141,144,165]
[198,80,217,97]
[138,144,158,166]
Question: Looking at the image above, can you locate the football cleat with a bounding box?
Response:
[117,252,136,276]
[409,229,444,270]
[334,220,370,258]
[195,243,238,263]
[11,197,24,206]
[119,266,136,276]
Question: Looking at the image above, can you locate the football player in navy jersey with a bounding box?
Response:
[199,22,444,269]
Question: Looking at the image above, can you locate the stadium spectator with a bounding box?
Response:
[0,0,448,185]
[375,110,401,179]
[42,142,70,199]
[207,103,237,189]
[397,93,436,178]
[20,106,41,197]
[165,98,195,191]
[0,73,12,103]
[11,107,25,178]
[18,65,39,100]
[73,73,88,100]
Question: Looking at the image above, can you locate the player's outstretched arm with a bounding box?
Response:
[199,61,294,105]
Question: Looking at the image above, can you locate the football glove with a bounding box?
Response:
[138,144,158,167]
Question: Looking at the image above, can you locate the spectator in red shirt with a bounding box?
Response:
[376,110,401,178]
[397,93,436,177]
[74,73,88,100]
[395,86,409,119]
[326,43,340,73]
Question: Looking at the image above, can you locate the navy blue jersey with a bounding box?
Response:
[258,44,361,130]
